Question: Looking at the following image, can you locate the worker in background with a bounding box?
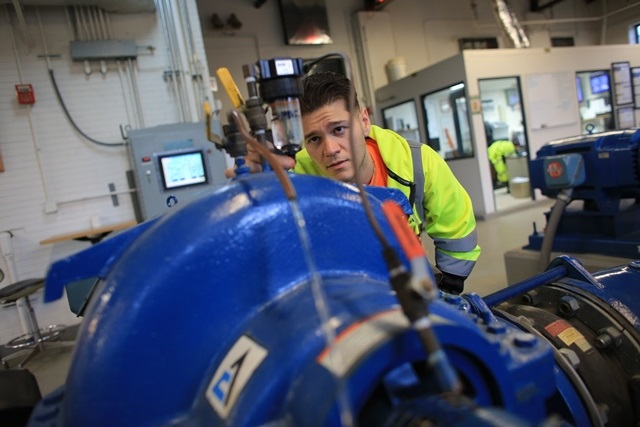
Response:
[228,72,480,294]
[484,121,517,188]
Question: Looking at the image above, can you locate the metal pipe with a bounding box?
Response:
[57,188,136,206]
[10,0,31,50]
[64,5,76,40]
[98,8,109,40]
[164,0,191,122]
[73,6,84,40]
[22,7,55,208]
[491,0,531,48]
[156,0,186,122]
[92,7,108,74]
[604,1,640,18]
[82,6,96,40]
[127,58,146,128]
[117,60,136,127]
[176,0,202,121]
[179,0,208,116]
[483,266,567,307]
[90,6,102,39]
[600,0,607,45]
[76,6,92,74]
[100,9,136,128]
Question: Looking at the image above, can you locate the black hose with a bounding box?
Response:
[539,189,572,272]
[48,69,126,147]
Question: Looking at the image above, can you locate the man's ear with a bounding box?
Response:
[360,107,371,137]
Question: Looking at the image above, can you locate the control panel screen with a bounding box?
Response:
[158,150,208,190]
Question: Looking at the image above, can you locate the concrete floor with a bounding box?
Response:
[3,197,567,400]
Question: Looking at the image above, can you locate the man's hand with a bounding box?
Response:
[438,271,466,295]
[224,142,297,178]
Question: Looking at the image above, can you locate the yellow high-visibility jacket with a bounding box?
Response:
[294,125,481,278]
[487,140,516,183]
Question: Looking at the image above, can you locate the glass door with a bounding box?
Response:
[478,77,532,212]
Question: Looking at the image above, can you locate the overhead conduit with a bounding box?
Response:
[491,0,531,48]
[1,0,155,14]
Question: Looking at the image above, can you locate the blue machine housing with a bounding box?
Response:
[28,173,640,426]
[527,129,640,258]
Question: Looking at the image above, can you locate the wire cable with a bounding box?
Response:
[230,108,355,426]
[47,68,126,147]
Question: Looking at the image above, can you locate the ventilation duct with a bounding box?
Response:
[491,0,531,48]
[1,0,155,14]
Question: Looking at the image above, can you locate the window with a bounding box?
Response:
[421,83,474,160]
[636,23,640,43]
[551,37,575,47]
[576,70,614,134]
[381,100,420,142]
[458,37,498,51]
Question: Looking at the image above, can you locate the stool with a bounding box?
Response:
[0,279,75,369]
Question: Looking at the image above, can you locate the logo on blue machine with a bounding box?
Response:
[206,335,268,419]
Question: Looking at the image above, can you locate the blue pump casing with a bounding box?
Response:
[527,129,640,258]
[529,129,640,211]
[29,173,640,426]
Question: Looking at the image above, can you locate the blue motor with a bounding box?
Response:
[28,173,640,426]
[527,129,640,259]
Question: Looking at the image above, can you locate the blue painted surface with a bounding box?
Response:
[27,173,640,426]
[527,129,640,257]
[530,129,640,212]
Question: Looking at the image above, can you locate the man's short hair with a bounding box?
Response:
[300,71,360,116]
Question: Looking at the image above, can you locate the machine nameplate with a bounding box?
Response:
[206,335,268,419]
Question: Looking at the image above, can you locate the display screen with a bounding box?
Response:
[158,150,208,190]
[576,76,583,102]
[590,73,610,94]
[506,88,520,106]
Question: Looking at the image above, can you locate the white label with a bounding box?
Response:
[206,335,268,419]
[275,59,295,76]
[317,309,450,377]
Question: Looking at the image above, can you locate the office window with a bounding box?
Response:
[458,37,498,51]
[381,100,420,141]
[421,83,474,160]
[636,23,640,43]
[551,37,575,47]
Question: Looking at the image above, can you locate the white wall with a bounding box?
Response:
[0,1,211,344]
[464,45,640,168]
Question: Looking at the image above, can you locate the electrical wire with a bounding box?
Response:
[230,108,355,426]
[307,52,463,397]
[47,69,125,147]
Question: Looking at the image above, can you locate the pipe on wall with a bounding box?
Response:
[1,0,156,14]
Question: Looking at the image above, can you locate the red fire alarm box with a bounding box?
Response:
[15,84,36,105]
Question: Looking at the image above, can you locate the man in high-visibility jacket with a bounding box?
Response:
[230,72,480,294]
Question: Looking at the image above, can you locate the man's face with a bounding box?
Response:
[302,100,371,183]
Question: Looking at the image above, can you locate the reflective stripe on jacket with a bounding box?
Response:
[294,125,480,278]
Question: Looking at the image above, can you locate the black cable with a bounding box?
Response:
[48,68,126,147]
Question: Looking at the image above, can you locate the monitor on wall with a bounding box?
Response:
[506,88,520,107]
[278,0,333,45]
[158,150,208,191]
[590,73,610,95]
[576,76,583,102]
